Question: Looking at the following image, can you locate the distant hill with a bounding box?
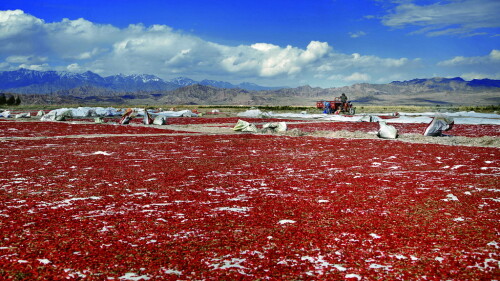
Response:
[1,69,499,106]
[329,77,500,96]
[321,77,500,106]
[0,69,283,94]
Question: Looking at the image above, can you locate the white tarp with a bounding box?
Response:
[40,113,66,121]
[237,109,500,125]
[153,110,198,117]
[15,113,31,118]
[387,111,500,125]
[45,107,121,117]
[237,109,273,118]
[143,109,154,124]
[41,107,198,119]
[134,108,197,118]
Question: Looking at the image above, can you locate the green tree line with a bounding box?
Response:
[0,93,21,106]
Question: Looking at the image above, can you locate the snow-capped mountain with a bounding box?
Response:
[168,77,197,87]
[0,69,106,89]
[0,69,283,94]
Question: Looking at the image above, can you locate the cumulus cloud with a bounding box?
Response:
[436,50,500,81]
[18,63,50,71]
[316,52,422,85]
[460,72,500,80]
[437,49,500,66]
[0,9,422,87]
[6,55,47,64]
[381,0,500,37]
[220,41,331,77]
[349,31,367,38]
[315,52,420,75]
[328,72,371,82]
[0,9,43,38]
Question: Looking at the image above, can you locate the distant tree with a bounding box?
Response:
[15,95,21,105]
[0,93,5,105]
[6,95,15,105]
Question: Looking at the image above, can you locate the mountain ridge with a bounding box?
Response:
[0,69,284,93]
[1,69,499,106]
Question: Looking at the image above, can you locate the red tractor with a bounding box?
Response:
[316,98,355,115]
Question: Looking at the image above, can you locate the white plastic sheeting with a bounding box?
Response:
[45,107,121,118]
[392,111,500,125]
[134,108,197,118]
[37,107,197,121]
[143,109,154,125]
[153,110,198,118]
[237,109,500,125]
[40,113,66,121]
[14,113,31,118]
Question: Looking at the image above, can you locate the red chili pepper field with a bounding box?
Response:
[0,118,499,280]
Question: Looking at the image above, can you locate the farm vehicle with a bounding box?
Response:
[316,98,356,115]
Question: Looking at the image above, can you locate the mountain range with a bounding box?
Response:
[0,68,284,94]
[1,69,499,106]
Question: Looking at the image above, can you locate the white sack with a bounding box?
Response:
[262,122,287,132]
[377,121,398,139]
[153,116,167,125]
[242,123,258,132]
[233,120,258,132]
[424,115,454,136]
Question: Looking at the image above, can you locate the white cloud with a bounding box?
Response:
[345,72,371,81]
[328,72,371,82]
[349,31,367,38]
[6,55,47,64]
[315,52,419,75]
[66,63,83,72]
[381,0,500,37]
[436,50,500,81]
[0,9,425,87]
[18,63,50,71]
[0,9,44,39]
[251,43,280,52]
[437,49,500,66]
[460,72,500,80]
[219,41,331,77]
[490,49,500,60]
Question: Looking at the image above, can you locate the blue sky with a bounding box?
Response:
[0,0,499,87]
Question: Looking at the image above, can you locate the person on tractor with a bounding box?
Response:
[323,101,331,114]
[340,93,348,112]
